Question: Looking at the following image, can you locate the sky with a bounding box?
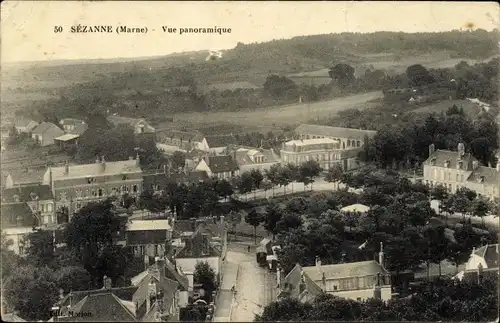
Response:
[1,1,499,62]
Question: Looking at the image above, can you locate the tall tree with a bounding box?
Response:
[324,165,344,190]
[329,63,356,88]
[194,261,217,302]
[263,203,283,239]
[245,209,264,244]
[298,160,322,191]
[26,230,55,268]
[406,64,436,87]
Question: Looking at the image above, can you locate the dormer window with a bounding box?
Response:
[30,192,38,201]
[457,161,463,169]
[478,176,485,183]
[122,175,128,181]
[87,177,95,184]
[444,160,450,168]
[430,157,437,165]
[13,195,20,203]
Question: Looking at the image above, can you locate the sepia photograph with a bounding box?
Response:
[1,1,499,322]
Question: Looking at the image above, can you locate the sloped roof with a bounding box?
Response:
[474,244,499,268]
[14,119,37,128]
[63,293,136,322]
[302,260,388,281]
[1,203,35,228]
[279,264,323,299]
[2,184,53,202]
[32,122,63,135]
[206,156,238,173]
[169,171,209,183]
[59,118,86,126]
[164,258,190,291]
[55,134,80,141]
[6,169,46,185]
[285,138,339,147]
[204,135,237,148]
[467,166,500,186]
[108,116,147,127]
[156,130,204,143]
[295,124,377,141]
[50,159,141,181]
[234,148,281,166]
[57,286,138,310]
[126,219,172,231]
[424,149,477,171]
[68,123,89,136]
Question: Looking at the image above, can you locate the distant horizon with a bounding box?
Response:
[3,29,498,66]
[2,1,498,63]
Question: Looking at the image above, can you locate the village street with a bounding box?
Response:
[214,242,276,322]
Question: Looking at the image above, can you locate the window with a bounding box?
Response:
[333,286,338,291]
[357,141,361,147]
[98,188,103,197]
[87,177,95,184]
[357,297,362,301]
[92,190,97,197]
[47,204,53,212]
[43,215,49,224]
[132,185,138,193]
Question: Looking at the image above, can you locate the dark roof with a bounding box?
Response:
[474,244,499,268]
[169,171,209,183]
[68,123,89,136]
[467,166,500,186]
[58,286,138,310]
[295,124,377,141]
[424,149,477,170]
[164,258,190,291]
[1,203,36,228]
[206,156,239,173]
[60,293,136,322]
[155,130,204,143]
[204,135,237,148]
[6,169,46,185]
[175,226,221,258]
[32,122,62,135]
[302,260,388,281]
[1,185,53,203]
[278,264,323,299]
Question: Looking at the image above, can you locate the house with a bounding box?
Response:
[126,219,173,258]
[423,143,500,200]
[194,155,239,180]
[155,130,206,152]
[202,135,238,154]
[14,119,38,133]
[54,133,81,149]
[171,217,227,291]
[42,156,144,219]
[1,184,55,226]
[280,138,343,170]
[59,118,88,135]
[454,244,499,282]
[232,147,281,173]
[277,263,325,303]
[108,116,155,134]
[0,203,38,255]
[4,169,46,188]
[294,124,377,151]
[281,244,392,302]
[31,122,65,146]
[142,168,209,194]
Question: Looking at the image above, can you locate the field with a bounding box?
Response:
[173,91,382,130]
[411,99,483,119]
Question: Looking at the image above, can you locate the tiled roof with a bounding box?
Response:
[206,156,238,173]
[156,130,204,143]
[169,171,209,183]
[14,119,37,128]
[55,134,80,141]
[59,118,86,126]
[302,260,388,281]
[1,203,36,228]
[474,244,499,268]
[467,166,500,186]
[2,184,53,202]
[279,264,323,299]
[32,122,62,135]
[50,159,142,181]
[6,169,46,185]
[204,135,237,148]
[108,116,146,127]
[127,219,172,231]
[295,124,377,141]
[62,293,137,322]
[233,148,280,166]
[285,138,339,147]
[68,123,89,136]
[57,286,138,310]
[424,149,477,171]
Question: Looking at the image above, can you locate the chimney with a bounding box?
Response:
[277,266,282,289]
[315,256,322,272]
[299,272,306,294]
[101,156,106,172]
[95,155,100,164]
[156,257,166,279]
[129,156,134,160]
[58,288,64,300]
[102,275,112,289]
[496,162,499,172]
[378,242,384,268]
[457,143,465,158]
[373,272,382,300]
[321,272,326,291]
[163,164,167,175]
[472,160,479,170]
[477,262,484,284]
[428,144,435,157]
[64,162,69,175]
[136,153,140,167]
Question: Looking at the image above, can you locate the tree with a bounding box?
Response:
[250,169,264,198]
[263,202,283,239]
[276,214,303,232]
[26,230,55,268]
[256,297,312,321]
[1,231,21,279]
[265,165,280,197]
[171,151,187,171]
[423,225,450,277]
[325,165,343,190]
[4,265,60,321]
[329,63,355,88]
[215,179,234,201]
[471,196,491,227]
[194,261,217,302]
[238,172,254,200]
[56,266,92,293]
[263,74,298,98]
[277,166,293,195]
[245,209,264,244]
[406,64,435,87]
[298,160,322,191]
[65,200,122,284]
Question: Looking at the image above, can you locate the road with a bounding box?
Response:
[214,242,276,322]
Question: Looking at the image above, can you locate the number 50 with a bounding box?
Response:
[54,26,63,33]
